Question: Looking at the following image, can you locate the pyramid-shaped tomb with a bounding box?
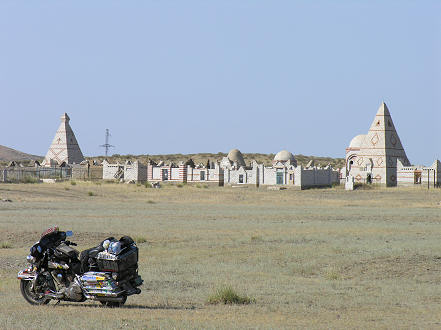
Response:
[361,102,410,167]
[43,113,84,166]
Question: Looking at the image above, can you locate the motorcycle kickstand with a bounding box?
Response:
[54,300,61,306]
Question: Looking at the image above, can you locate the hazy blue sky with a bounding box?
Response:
[1,1,440,164]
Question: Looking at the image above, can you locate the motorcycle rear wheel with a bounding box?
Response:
[20,280,50,305]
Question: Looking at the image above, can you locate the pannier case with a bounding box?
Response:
[96,245,138,272]
[80,272,121,297]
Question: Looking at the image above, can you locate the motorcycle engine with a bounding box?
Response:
[64,281,84,302]
[51,270,84,302]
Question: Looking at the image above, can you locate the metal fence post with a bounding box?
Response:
[427,169,430,190]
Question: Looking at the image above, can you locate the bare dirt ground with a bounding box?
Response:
[0,182,440,329]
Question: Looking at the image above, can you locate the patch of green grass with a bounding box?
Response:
[88,191,94,196]
[64,187,70,191]
[208,286,255,305]
[177,183,184,188]
[0,242,12,249]
[147,200,155,204]
[70,181,77,186]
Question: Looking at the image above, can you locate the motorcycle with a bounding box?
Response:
[17,227,143,307]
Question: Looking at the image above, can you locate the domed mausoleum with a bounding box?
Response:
[220,148,247,168]
[221,147,339,188]
[348,135,366,150]
[273,150,297,166]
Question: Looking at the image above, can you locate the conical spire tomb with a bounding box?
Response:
[61,113,70,122]
[43,113,84,166]
[346,102,411,187]
[376,102,391,116]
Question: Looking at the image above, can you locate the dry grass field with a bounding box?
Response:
[0,182,440,329]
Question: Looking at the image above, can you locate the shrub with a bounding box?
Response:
[323,267,341,280]
[196,184,201,188]
[23,176,38,184]
[64,187,70,191]
[147,200,155,204]
[356,183,375,190]
[0,242,12,249]
[144,182,151,188]
[207,286,255,305]
[250,235,263,242]
[134,236,147,244]
[177,184,184,188]
[88,191,94,196]
[291,264,317,277]
[70,181,77,186]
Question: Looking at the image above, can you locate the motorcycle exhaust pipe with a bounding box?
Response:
[45,291,64,299]
[96,296,126,302]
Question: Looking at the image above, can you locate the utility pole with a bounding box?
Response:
[99,129,115,157]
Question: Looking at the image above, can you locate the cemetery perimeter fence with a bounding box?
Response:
[0,166,103,183]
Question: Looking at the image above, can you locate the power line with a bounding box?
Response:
[99,129,115,157]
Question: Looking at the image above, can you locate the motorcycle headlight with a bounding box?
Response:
[26,255,36,264]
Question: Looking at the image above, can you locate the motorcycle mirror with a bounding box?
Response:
[66,231,73,237]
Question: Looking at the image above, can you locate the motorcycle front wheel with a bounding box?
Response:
[20,280,50,305]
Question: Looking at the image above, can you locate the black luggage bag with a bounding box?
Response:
[96,244,138,273]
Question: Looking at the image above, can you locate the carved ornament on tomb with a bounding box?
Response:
[390,134,397,146]
[370,133,379,146]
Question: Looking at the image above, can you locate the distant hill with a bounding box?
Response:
[89,153,346,169]
[0,145,42,163]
